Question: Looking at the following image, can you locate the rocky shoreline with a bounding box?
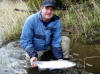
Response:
[0,41,28,74]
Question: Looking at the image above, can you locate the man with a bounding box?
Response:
[20,0,70,68]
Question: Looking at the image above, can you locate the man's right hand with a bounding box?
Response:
[30,57,38,68]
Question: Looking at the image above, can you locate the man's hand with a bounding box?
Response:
[30,57,38,68]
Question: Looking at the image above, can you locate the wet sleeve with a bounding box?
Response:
[52,47,63,59]
[20,17,38,58]
[51,19,63,59]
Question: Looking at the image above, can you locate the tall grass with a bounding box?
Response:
[27,0,100,43]
[0,0,30,42]
[60,0,100,43]
[0,0,100,43]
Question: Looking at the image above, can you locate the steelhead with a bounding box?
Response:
[33,60,76,70]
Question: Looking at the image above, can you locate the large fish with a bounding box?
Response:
[33,60,76,70]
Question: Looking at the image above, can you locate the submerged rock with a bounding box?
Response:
[0,41,28,74]
[0,40,91,74]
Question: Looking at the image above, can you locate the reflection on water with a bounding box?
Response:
[26,50,80,74]
[1,41,98,74]
[27,43,100,74]
[27,67,80,74]
[71,43,100,74]
[86,58,100,74]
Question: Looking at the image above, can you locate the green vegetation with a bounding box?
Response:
[0,0,30,42]
[27,0,42,11]
[61,0,100,43]
[27,0,100,43]
[1,0,100,43]
[27,0,90,9]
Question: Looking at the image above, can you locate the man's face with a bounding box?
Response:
[41,6,55,21]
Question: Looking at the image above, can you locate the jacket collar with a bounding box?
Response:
[38,11,42,21]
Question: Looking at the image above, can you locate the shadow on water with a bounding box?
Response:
[26,50,80,74]
[71,43,100,74]
[27,67,79,74]
[26,43,100,74]
[27,68,65,74]
[26,50,68,74]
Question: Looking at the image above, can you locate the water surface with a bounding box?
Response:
[27,43,100,74]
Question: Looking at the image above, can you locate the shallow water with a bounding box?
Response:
[27,43,100,74]
[0,41,99,74]
[71,43,100,74]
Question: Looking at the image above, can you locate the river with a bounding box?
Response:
[0,40,99,74]
[71,43,100,74]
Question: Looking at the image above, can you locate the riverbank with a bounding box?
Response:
[0,41,28,74]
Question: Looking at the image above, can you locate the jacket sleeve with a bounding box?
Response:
[51,19,63,59]
[20,17,38,58]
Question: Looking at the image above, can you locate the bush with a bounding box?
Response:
[27,0,42,11]
[27,0,90,10]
